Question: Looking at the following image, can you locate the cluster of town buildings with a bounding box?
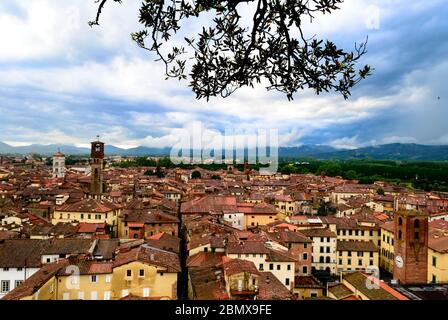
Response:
[1,140,448,300]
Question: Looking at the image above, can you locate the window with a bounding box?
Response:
[339,259,342,265]
[414,219,420,240]
[78,292,85,300]
[349,230,353,236]
[63,292,70,300]
[326,257,331,263]
[88,214,92,219]
[277,265,281,270]
[348,251,352,257]
[269,263,274,270]
[104,291,111,300]
[90,275,97,283]
[358,259,363,266]
[327,237,330,242]
[285,278,290,286]
[319,256,324,263]
[80,214,84,219]
[14,280,23,288]
[302,266,308,274]
[357,252,363,257]
[91,291,98,300]
[398,217,403,226]
[310,292,318,298]
[320,247,324,253]
[303,253,308,260]
[259,264,264,271]
[105,275,112,283]
[304,243,307,249]
[432,275,437,284]
[432,256,437,267]
[370,252,374,258]
[326,247,330,253]
[1,280,10,293]
[287,264,291,271]
[347,259,352,265]
[204,247,208,252]
[3,268,9,272]
[126,270,132,278]
[139,269,145,278]
[370,231,374,237]
[398,230,402,240]
[143,288,150,298]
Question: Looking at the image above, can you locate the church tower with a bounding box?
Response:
[393,210,428,285]
[52,150,65,179]
[90,137,105,195]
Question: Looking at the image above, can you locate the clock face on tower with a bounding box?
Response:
[395,255,404,269]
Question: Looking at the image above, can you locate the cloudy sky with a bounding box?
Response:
[0,0,447,149]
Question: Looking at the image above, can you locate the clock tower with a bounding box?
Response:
[90,137,105,196]
[393,210,428,285]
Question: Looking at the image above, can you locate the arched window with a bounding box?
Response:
[414,219,420,240]
[326,257,331,263]
[398,217,403,226]
[414,219,420,228]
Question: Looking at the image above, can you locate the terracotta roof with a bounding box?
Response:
[337,240,378,252]
[57,259,113,275]
[146,233,180,253]
[300,228,337,238]
[429,220,448,253]
[187,252,225,268]
[56,198,121,213]
[381,221,395,233]
[222,257,259,276]
[181,195,237,214]
[257,272,292,300]
[2,259,69,300]
[42,238,95,255]
[113,245,180,273]
[294,276,324,288]
[77,223,105,233]
[237,202,277,215]
[226,240,269,254]
[343,272,408,300]
[188,266,229,300]
[124,209,179,224]
[93,239,119,260]
[0,239,47,268]
[266,248,298,262]
[328,283,354,299]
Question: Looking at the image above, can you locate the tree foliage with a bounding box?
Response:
[90,0,372,100]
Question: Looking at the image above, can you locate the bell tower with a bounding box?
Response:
[393,210,428,285]
[90,137,105,195]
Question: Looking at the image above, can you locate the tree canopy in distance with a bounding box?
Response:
[90,0,372,101]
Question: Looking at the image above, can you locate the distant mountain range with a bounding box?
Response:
[1,141,448,161]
